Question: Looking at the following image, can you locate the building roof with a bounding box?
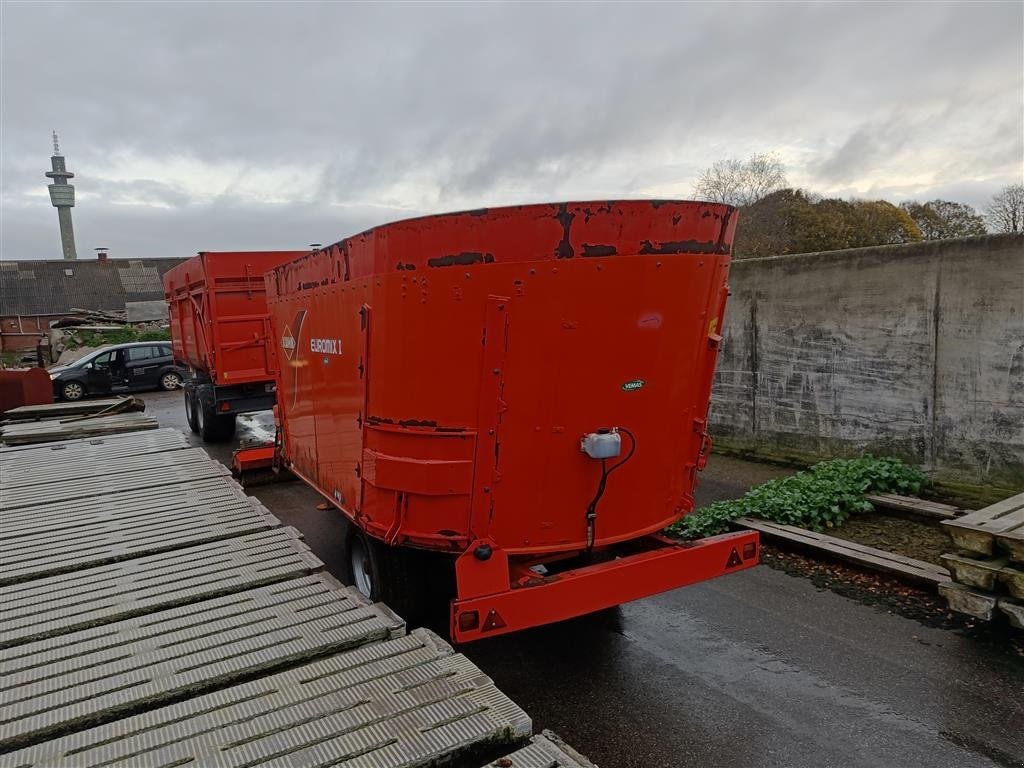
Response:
[0,258,186,316]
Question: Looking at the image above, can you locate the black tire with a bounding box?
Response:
[341,527,452,629]
[184,387,199,434]
[61,381,86,401]
[159,371,183,391]
[195,394,236,443]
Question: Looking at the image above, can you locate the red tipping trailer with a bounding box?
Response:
[164,250,305,441]
[252,201,759,641]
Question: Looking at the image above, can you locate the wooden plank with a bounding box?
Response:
[1,629,530,768]
[999,599,1024,630]
[942,492,1024,561]
[0,574,405,751]
[999,564,1024,600]
[735,517,951,587]
[940,553,1008,591]
[865,493,963,521]
[938,582,998,620]
[0,527,322,648]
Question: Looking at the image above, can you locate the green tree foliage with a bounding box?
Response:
[900,199,986,240]
[734,188,923,258]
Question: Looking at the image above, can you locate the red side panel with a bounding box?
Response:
[266,201,737,556]
[164,251,305,385]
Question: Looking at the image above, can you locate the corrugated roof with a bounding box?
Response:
[0,258,186,316]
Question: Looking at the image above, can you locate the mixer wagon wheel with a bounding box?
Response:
[341,528,441,628]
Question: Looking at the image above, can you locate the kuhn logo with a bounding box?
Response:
[310,338,342,356]
[281,310,306,364]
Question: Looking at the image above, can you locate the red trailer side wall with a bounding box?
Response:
[266,201,736,558]
[164,251,305,386]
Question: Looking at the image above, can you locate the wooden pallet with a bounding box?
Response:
[734,517,951,587]
[937,582,1024,626]
[942,492,1024,562]
[940,553,1024,598]
[865,493,964,522]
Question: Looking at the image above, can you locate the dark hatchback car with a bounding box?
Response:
[50,342,186,401]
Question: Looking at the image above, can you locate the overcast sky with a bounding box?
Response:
[2,1,1021,260]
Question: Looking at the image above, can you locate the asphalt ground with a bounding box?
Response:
[144,390,1024,768]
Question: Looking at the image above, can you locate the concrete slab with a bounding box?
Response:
[2,629,529,768]
[0,480,279,585]
[0,425,185,456]
[0,527,323,648]
[486,733,596,767]
[0,428,188,484]
[0,449,231,511]
[0,574,404,751]
[0,412,159,445]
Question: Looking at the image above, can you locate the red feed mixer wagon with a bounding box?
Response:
[240,200,759,642]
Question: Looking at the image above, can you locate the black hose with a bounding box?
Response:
[585,428,636,553]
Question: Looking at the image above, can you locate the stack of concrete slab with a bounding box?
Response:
[940,492,1024,629]
[0,410,158,444]
[0,427,575,767]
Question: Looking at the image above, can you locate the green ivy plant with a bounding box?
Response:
[669,456,929,539]
[65,327,171,350]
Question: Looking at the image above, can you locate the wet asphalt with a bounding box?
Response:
[144,390,1024,768]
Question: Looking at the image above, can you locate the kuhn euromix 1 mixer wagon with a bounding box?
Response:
[239,200,759,642]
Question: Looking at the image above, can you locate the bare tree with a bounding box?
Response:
[984,184,1024,233]
[692,152,788,207]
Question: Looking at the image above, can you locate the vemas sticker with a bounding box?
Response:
[622,379,645,392]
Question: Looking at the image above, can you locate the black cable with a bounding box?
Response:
[585,428,637,553]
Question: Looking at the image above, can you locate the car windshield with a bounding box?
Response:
[69,347,115,368]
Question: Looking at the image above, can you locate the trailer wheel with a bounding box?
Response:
[184,388,199,434]
[195,396,237,443]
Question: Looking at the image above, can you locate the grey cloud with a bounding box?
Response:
[2,1,1021,259]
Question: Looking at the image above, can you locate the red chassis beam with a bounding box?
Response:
[451,530,759,643]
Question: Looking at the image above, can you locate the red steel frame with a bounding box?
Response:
[254,200,758,642]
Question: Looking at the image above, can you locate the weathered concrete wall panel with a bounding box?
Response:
[711,234,1024,494]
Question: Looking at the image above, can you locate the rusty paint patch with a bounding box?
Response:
[554,204,575,259]
[639,239,725,255]
[427,252,496,268]
[398,418,439,428]
[581,244,618,257]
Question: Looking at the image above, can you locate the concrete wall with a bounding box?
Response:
[710,234,1024,496]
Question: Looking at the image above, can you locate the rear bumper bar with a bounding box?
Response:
[451,530,759,643]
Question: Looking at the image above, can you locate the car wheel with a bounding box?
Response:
[61,381,85,401]
[159,372,182,391]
